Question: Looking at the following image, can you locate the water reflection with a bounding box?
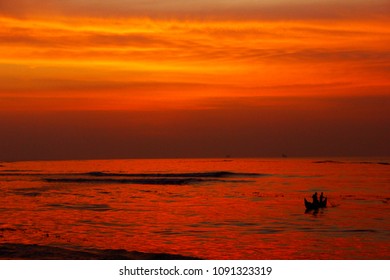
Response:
[0,158,389,259]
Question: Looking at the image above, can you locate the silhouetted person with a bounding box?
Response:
[312,192,319,206]
[320,192,324,204]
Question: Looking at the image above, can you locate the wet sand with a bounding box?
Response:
[0,243,200,260]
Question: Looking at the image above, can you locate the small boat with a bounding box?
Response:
[304,197,327,210]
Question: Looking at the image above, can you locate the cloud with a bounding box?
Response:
[1,2,389,160]
[1,0,389,20]
[1,12,389,114]
[1,16,388,65]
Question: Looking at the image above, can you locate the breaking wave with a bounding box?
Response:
[43,171,265,185]
[0,170,267,185]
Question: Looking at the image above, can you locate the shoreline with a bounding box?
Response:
[0,243,200,260]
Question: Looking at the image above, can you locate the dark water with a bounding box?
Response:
[0,158,389,259]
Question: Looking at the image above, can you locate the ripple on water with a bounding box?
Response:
[46,203,112,212]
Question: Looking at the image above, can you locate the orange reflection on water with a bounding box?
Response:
[1,159,389,259]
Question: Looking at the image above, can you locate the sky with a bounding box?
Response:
[1,0,389,160]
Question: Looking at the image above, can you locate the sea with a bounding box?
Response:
[0,158,389,259]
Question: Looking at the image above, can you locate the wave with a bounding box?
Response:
[0,170,265,186]
[43,177,248,185]
[46,203,112,211]
[83,171,263,178]
[0,170,265,177]
[313,160,344,164]
[298,228,377,234]
[0,243,199,260]
[313,160,389,165]
[0,170,265,185]
[34,171,263,185]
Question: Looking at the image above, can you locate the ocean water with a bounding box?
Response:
[0,158,389,259]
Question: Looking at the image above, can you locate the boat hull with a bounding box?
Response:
[304,198,327,210]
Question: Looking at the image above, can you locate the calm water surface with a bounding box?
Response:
[0,158,389,259]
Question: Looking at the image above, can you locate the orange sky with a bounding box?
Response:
[0,1,389,159]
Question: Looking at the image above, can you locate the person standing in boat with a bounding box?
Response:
[312,192,319,207]
[319,192,325,204]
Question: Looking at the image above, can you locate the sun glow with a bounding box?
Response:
[1,11,389,111]
[0,0,389,159]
